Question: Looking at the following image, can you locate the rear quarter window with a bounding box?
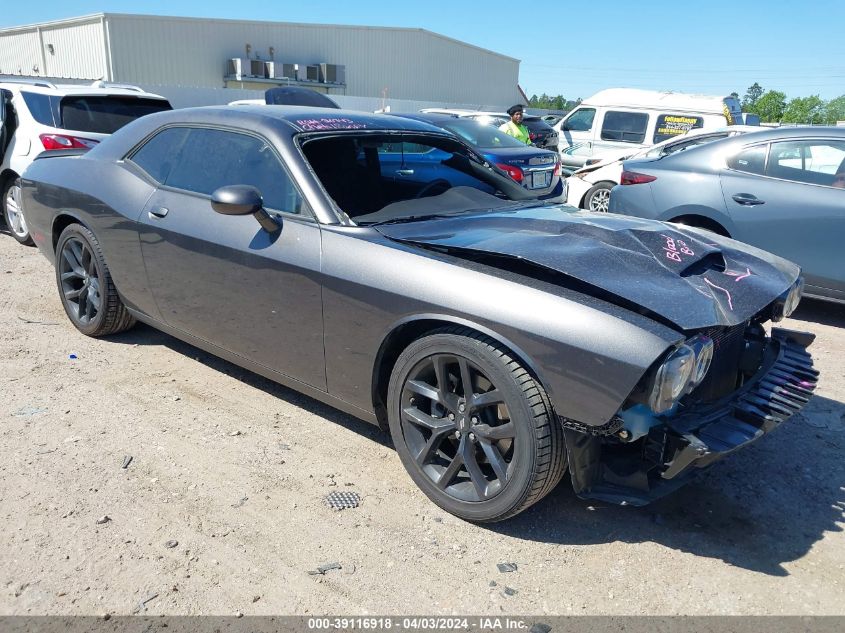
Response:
[129,126,191,184]
[727,144,768,175]
[20,91,56,126]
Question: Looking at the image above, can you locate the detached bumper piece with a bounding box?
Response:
[565,328,817,506]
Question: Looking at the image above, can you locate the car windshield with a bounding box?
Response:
[436,119,531,149]
[60,96,172,134]
[301,132,543,225]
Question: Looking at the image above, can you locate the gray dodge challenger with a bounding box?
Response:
[20,106,817,522]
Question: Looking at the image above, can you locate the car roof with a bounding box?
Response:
[0,80,167,100]
[90,104,476,169]
[214,105,449,134]
[624,125,845,171]
[719,125,845,140]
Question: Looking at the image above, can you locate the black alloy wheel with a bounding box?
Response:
[388,327,567,522]
[55,224,135,337]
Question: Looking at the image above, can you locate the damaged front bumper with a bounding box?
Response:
[565,328,818,506]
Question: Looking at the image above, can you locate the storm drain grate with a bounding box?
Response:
[324,491,361,510]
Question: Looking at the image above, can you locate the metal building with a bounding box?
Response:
[0,13,523,108]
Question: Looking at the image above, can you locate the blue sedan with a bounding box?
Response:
[394,113,564,201]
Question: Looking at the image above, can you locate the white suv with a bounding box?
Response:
[0,79,171,244]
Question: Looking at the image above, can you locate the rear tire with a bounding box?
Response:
[2,175,33,245]
[584,182,614,213]
[55,223,136,337]
[387,326,567,522]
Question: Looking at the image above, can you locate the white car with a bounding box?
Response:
[565,125,764,212]
[0,79,171,244]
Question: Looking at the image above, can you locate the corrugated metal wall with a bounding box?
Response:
[1,14,522,106]
[135,84,507,113]
[103,14,521,106]
[41,19,107,79]
[0,29,43,77]
[0,16,106,80]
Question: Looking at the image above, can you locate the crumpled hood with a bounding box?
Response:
[375,206,800,330]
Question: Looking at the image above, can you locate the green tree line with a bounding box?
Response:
[738,82,845,124]
[530,85,845,124]
[528,94,581,111]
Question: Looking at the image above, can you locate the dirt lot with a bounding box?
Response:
[1,230,844,617]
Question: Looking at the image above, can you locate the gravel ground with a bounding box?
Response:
[1,230,843,616]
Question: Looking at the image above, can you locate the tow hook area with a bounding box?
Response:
[564,328,818,506]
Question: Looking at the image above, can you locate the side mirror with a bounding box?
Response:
[211,185,281,233]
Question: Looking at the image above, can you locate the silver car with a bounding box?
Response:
[609,126,845,304]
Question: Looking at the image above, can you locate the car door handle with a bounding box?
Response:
[148,206,169,218]
[396,169,414,176]
[732,193,765,206]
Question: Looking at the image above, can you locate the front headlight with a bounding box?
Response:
[648,344,695,414]
[772,277,804,322]
[686,334,714,391]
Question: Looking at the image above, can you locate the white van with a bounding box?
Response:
[553,88,744,171]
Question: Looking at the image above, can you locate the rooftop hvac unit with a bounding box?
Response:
[227,58,250,80]
[266,62,298,80]
[250,59,268,78]
[319,63,345,84]
[297,64,320,82]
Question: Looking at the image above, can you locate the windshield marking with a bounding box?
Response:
[296,118,368,131]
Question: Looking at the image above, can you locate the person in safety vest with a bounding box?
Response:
[499,104,531,144]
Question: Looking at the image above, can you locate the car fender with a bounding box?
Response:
[657,204,736,236]
[371,311,556,423]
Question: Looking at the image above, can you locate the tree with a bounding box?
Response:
[730,91,740,101]
[782,95,826,124]
[750,90,787,123]
[742,82,764,109]
[824,95,845,124]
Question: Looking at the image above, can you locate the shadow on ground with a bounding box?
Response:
[493,393,845,577]
[107,322,844,577]
[791,297,845,328]
[107,323,390,448]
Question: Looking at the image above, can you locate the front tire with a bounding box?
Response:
[2,176,33,245]
[55,223,136,337]
[387,327,567,522]
[584,182,614,213]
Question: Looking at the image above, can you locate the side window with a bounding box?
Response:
[129,127,191,184]
[766,140,845,186]
[561,108,595,132]
[727,144,768,175]
[600,111,648,143]
[652,114,704,144]
[20,91,56,126]
[379,141,432,155]
[165,128,304,215]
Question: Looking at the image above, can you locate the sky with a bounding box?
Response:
[3,0,844,102]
